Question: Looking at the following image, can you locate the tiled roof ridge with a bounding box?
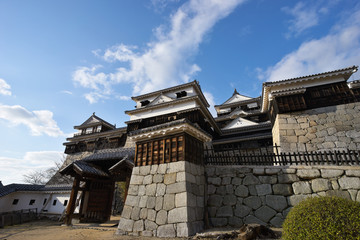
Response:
[264,65,358,86]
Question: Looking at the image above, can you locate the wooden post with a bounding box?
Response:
[65,177,80,225]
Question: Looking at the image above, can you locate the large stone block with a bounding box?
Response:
[243,196,261,210]
[143,175,153,185]
[265,168,281,175]
[139,165,151,175]
[278,174,299,183]
[228,216,243,227]
[168,161,186,173]
[140,208,147,219]
[125,195,140,207]
[150,164,158,174]
[208,195,223,207]
[292,181,312,194]
[338,176,360,189]
[266,195,288,212]
[164,173,177,184]
[157,224,176,238]
[157,163,167,174]
[325,190,351,199]
[130,175,144,185]
[232,177,242,185]
[216,166,236,176]
[146,183,157,196]
[156,183,166,196]
[166,182,187,194]
[256,184,272,196]
[139,196,148,208]
[243,215,266,225]
[259,176,277,184]
[119,218,134,232]
[311,179,331,192]
[235,185,249,197]
[346,170,360,177]
[155,210,167,225]
[297,169,320,179]
[216,186,226,195]
[155,196,163,211]
[223,194,237,206]
[175,192,187,207]
[133,220,144,232]
[147,196,156,209]
[153,174,164,183]
[216,206,233,217]
[234,204,251,218]
[255,206,277,223]
[288,194,310,206]
[163,194,175,211]
[210,218,228,227]
[131,206,141,220]
[272,184,293,196]
[147,209,156,222]
[243,174,260,185]
[208,177,222,186]
[321,169,344,178]
[144,219,158,231]
[168,207,188,223]
[127,185,139,195]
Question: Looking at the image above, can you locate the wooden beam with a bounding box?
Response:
[64,177,80,225]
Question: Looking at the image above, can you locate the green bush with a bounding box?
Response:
[283,196,360,240]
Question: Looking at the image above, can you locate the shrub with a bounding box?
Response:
[282,196,360,240]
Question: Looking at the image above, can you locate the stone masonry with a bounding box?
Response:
[272,102,360,152]
[116,161,205,237]
[206,165,360,228]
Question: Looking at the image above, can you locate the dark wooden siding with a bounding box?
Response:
[134,133,203,166]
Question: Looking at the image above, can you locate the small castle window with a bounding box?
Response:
[63,200,68,206]
[43,198,47,205]
[53,200,57,206]
[29,199,35,205]
[141,100,150,107]
[176,91,187,98]
[12,199,19,205]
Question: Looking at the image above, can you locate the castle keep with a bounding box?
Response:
[58,66,360,237]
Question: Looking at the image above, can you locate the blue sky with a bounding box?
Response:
[0,0,359,185]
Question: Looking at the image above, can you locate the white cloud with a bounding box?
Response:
[61,90,73,95]
[0,151,64,185]
[282,1,341,38]
[258,7,360,82]
[73,0,246,103]
[0,78,11,96]
[0,104,64,137]
[282,2,320,37]
[203,91,217,117]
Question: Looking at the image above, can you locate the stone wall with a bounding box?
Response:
[272,102,360,152]
[206,165,360,228]
[116,161,205,237]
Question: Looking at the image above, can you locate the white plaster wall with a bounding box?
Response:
[0,192,74,214]
[43,193,73,214]
[130,101,198,120]
[0,192,49,213]
[135,86,196,108]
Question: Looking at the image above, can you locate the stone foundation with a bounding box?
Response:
[116,161,205,237]
[272,102,360,152]
[206,165,360,228]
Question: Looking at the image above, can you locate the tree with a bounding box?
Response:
[23,155,67,185]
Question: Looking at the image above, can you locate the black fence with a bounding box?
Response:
[204,145,360,166]
[0,208,38,228]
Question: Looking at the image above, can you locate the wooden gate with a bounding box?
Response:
[80,180,115,223]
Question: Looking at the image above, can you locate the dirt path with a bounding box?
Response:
[0,220,187,240]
